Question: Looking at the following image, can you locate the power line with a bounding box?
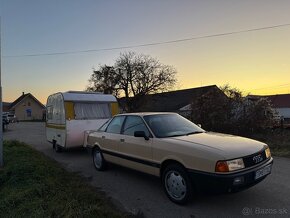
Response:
[3,23,290,58]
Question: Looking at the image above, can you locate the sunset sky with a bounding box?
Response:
[1,0,290,104]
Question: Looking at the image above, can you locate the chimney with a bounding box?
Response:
[22,92,25,96]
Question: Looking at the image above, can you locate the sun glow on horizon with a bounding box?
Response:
[2,1,290,104]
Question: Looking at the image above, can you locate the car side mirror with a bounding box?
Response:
[134,131,149,141]
[197,124,202,128]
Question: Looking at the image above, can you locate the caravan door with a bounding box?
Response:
[46,93,66,147]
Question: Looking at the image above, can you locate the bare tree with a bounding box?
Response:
[87,52,177,111]
[86,65,121,96]
[115,52,176,111]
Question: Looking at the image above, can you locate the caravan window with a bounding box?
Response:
[74,103,111,120]
[47,106,53,120]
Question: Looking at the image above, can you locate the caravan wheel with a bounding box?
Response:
[53,140,62,153]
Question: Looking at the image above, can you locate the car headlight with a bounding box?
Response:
[265,147,271,159]
[216,158,245,172]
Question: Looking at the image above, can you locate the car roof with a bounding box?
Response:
[115,112,177,117]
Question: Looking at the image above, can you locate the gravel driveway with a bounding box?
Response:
[3,122,290,218]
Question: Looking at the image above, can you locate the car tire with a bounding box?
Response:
[53,140,62,153]
[93,147,106,171]
[162,163,193,205]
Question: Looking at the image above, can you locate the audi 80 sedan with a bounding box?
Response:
[86,112,273,204]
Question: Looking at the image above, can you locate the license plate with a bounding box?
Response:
[255,165,271,180]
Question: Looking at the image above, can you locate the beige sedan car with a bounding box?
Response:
[86,112,273,204]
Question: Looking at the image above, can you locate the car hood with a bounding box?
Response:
[167,132,267,159]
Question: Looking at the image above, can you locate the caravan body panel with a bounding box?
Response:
[66,119,108,147]
[46,91,118,149]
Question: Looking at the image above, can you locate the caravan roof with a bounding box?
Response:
[61,91,117,102]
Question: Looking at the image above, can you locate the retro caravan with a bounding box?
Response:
[46,91,118,151]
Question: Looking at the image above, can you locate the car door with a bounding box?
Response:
[118,115,158,176]
[100,115,126,165]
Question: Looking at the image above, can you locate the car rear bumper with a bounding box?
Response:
[187,157,273,193]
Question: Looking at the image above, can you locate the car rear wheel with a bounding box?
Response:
[93,147,106,171]
[162,164,193,204]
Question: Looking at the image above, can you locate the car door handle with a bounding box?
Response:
[102,136,105,139]
[120,139,125,142]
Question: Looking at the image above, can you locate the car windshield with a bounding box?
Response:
[144,114,205,138]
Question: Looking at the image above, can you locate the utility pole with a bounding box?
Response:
[0,16,3,167]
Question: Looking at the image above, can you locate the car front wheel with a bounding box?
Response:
[93,147,106,171]
[162,164,193,204]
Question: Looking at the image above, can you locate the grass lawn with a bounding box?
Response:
[0,140,129,218]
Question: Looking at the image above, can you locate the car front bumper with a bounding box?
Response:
[187,157,273,193]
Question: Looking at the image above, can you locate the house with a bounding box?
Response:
[9,92,45,121]
[248,94,290,127]
[119,85,225,118]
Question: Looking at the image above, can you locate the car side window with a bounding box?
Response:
[123,116,150,137]
[98,119,111,132]
[106,116,125,134]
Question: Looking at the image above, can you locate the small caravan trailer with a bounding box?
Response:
[46,91,118,151]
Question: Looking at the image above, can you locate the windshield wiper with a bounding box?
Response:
[186,131,204,136]
[167,131,204,138]
[168,134,187,138]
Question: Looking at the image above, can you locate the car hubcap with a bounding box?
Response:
[94,150,102,168]
[165,170,187,200]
